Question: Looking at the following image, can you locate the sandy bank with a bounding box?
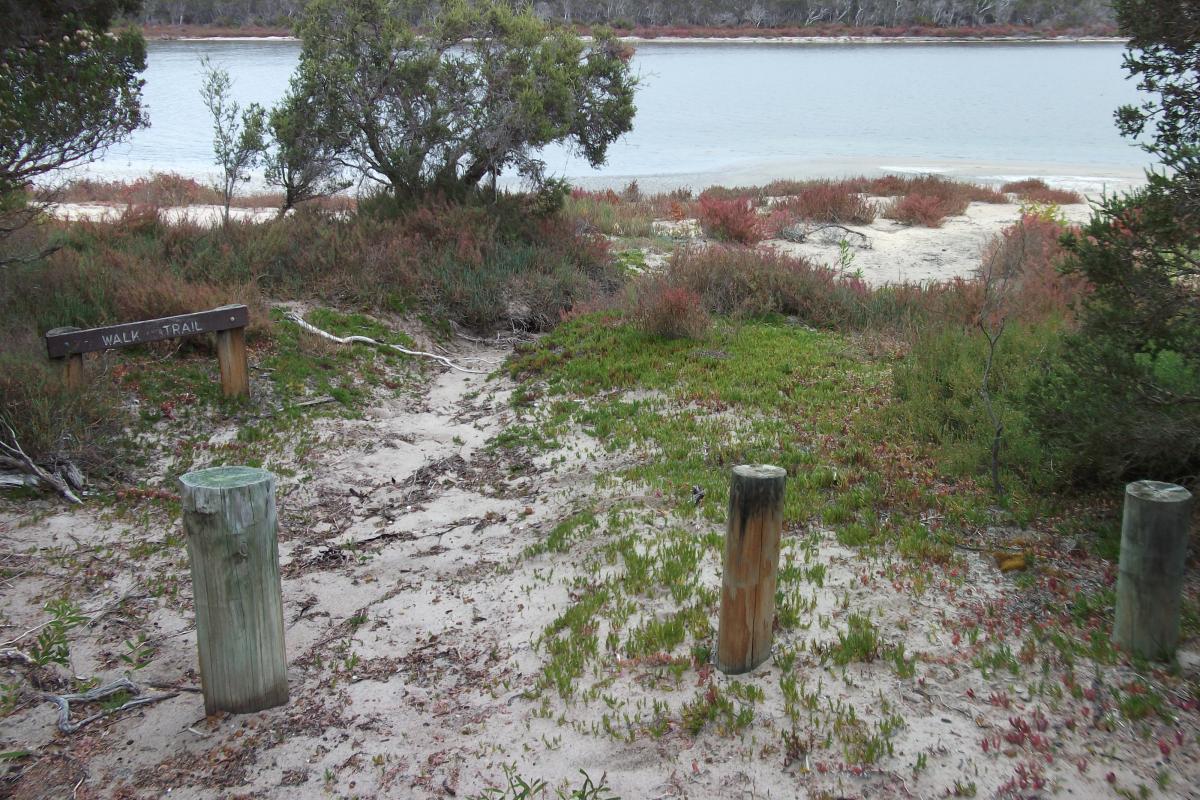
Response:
[764,199,1095,286]
[148,32,1125,45]
[49,202,281,225]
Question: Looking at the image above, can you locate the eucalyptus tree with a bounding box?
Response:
[295,0,637,203]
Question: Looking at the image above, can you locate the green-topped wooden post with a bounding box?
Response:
[717,464,787,675]
[1114,480,1194,662]
[180,466,288,714]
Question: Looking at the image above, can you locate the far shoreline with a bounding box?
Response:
[140,22,1123,45]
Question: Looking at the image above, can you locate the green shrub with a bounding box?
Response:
[892,319,1069,489]
[1029,180,1200,485]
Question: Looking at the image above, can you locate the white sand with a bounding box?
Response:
[2,314,1197,798]
[765,199,1096,286]
[49,202,280,226]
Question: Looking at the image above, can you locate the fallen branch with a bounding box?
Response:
[0,646,33,665]
[779,222,872,248]
[0,472,38,490]
[0,418,82,504]
[283,312,488,374]
[41,677,178,734]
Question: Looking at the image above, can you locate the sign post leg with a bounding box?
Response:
[59,354,84,391]
[216,327,249,398]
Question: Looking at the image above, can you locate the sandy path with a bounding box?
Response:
[4,166,1187,798]
[3,327,1198,799]
[0,340,620,797]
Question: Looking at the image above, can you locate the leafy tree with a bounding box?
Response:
[199,56,266,224]
[0,0,146,249]
[295,0,637,202]
[1031,0,1200,484]
[263,85,348,214]
[1113,0,1200,158]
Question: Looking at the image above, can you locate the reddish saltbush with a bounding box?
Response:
[697,196,762,244]
[44,172,283,208]
[666,245,859,324]
[1001,179,1084,205]
[980,213,1088,323]
[885,193,961,227]
[570,187,621,204]
[855,174,1006,203]
[632,278,711,339]
[771,181,878,227]
[699,186,761,201]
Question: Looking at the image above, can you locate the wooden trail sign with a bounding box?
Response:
[45,305,250,397]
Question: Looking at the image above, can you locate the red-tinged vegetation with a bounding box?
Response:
[762,181,877,233]
[886,193,962,227]
[632,278,711,339]
[570,187,622,204]
[697,195,763,244]
[850,174,1007,204]
[864,175,1006,227]
[980,212,1088,323]
[42,172,289,210]
[1002,178,1086,204]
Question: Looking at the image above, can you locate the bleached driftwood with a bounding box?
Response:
[0,419,82,504]
[283,312,488,374]
[41,677,178,733]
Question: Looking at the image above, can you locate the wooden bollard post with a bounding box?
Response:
[1114,480,1194,662]
[45,327,83,390]
[180,466,288,714]
[717,464,787,674]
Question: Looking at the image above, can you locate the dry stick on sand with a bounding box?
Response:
[41,677,178,734]
[0,417,82,504]
[283,312,490,374]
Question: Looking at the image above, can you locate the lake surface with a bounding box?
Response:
[85,39,1150,192]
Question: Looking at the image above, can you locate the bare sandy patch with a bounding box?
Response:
[48,202,280,226]
[765,200,1095,286]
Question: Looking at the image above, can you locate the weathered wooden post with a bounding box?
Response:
[1114,480,1194,662]
[180,466,288,714]
[717,464,787,674]
[45,327,83,390]
[215,324,249,398]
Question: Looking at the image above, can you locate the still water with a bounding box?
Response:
[89,39,1149,190]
